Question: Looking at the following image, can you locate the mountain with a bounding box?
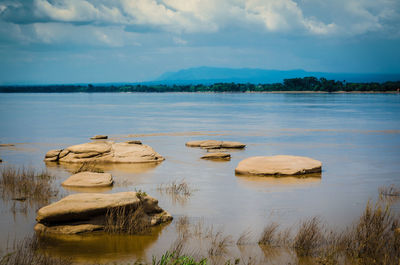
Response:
[154,67,400,84]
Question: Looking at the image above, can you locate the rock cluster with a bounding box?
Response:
[235,155,322,176]
[186,140,245,149]
[35,192,172,235]
[44,141,164,163]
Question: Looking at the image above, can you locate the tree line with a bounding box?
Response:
[1,77,399,93]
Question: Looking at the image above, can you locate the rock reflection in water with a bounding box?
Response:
[45,161,161,175]
[37,224,168,264]
[236,173,321,191]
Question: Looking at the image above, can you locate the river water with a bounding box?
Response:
[0,93,399,263]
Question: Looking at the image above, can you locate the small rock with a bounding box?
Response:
[235,155,322,176]
[12,197,27,201]
[201,153,231,160]
[0,158,2,163]
[125,140,142,145]
[90,135,108,140]
[62,171,113,188]
[0,144,15,147]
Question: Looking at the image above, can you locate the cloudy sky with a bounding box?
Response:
[0,0,399,84]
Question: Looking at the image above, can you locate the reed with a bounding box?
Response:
[0,166,58,208]
[104,204,150,235]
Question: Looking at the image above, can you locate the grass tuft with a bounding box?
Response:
[104,204,150,235]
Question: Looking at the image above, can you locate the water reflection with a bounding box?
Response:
[236,173,321,191]
[38,224,169,263]
[45,161,161,174]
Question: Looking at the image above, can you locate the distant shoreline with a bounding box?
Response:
[1,77,399,93]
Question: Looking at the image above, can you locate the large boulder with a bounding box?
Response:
[62,171,113,188]
[201,152,231,160]
[186,140,245,149]
[44,141,164,163]
[235,155,322,176]
[35,192,172,234]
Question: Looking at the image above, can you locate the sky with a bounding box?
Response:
[0,0,399,84]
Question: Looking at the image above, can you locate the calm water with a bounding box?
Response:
[0,93,400,263]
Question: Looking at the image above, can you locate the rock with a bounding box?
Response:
[44,149,63,162]
[186,140,246,149]
[0,144,15,147]
[44,141,164,163]
[201,152,231,160]
[125,140,142,145]
[62,171,113,188]
[0,158,2,163]
[91,135,108,140]
[35,192,172,235]
[34,223,103,235]
[235,155,322,176]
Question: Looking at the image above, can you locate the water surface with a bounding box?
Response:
[0,93,399,263]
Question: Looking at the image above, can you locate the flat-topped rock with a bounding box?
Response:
[44,141,164,163]
[201,152,231,160]
[186,140,245,149]
[91,135,108,140]
[35,192,172,234]
[235,155,322,176]
[62,171,113,188]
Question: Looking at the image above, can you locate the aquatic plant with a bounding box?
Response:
[152,251,207,265]
[104,204,150,235]
[157,179,194,197]
[0,166,58,211]
[258,222,279,246]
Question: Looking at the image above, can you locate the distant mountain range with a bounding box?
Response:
[153,67,400,84]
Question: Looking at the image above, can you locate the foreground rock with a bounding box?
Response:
[62,171,113,188]
[186,140,245,149]
[235,155,322,176]
[35,192,172,234]
[44,141,164,163]
[201,152,231,160]
[91,135,108,140]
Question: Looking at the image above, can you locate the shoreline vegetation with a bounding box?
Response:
[1,77,400,93]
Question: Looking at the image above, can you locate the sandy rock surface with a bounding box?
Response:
[62,171,113,188]
[235,155,322,176]
[44,141,164,163]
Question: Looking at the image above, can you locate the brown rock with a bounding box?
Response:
[186,140,246,149]
[235,155,322,176]
[62,171,113,188]
[0,144,15,147]
[90,135,108,140]
[44,141,164,163]
[201,152,231,160]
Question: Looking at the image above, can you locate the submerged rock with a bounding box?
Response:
[235,155,322,176]
[201,152,231,160]
[91,135,108,140]
[186,140,245,149]
[44,141,164,163]
[35,192,172,235]
[62,171,113,188]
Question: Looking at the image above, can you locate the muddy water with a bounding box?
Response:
[0,93,400,263]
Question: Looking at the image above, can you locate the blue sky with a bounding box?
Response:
[0,0,399,84]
